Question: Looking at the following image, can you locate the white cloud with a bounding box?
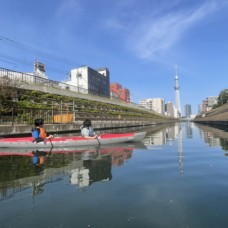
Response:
[127,0,228,60]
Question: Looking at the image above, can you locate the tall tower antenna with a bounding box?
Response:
[174,65,181,117]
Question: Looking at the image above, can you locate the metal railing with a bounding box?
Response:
[0,107,159,125]
[0,67,116,100]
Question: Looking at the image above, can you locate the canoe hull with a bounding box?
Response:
[0,132,146,148]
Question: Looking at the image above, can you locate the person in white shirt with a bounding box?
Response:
[80,119,98,139]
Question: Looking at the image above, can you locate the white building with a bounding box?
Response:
[139,98,165,114]
[165,102,179,118]
[62,66,110,97]
[199,96,218,113]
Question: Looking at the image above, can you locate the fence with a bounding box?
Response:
[0,106,159,126]
[0,67,120,100]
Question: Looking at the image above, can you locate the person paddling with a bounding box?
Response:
[80,119,98,139]
[32,118,53,143]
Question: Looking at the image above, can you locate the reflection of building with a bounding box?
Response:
[165,126,176,141]
[70,156,112,188]
[196,123,228,151]
[202,131,221,147]
[142,124,184,175]
[111,148,133,166]
[150,131,166,145]
[143,130,167,146]
[0,146,136,200]
[70,167,90,187]
[185,122,193,138]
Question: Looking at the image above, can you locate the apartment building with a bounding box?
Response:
[199,96,218,113]
[110,83,130,102]
[64,66,110,98]
[139,98,165,114]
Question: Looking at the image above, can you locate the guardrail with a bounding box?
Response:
[0,67,128,102]
[0,106,163,126]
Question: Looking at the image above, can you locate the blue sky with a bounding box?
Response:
[0,0,228,114]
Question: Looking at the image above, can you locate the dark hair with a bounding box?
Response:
[83,119,91,127]
[35,118,44,127]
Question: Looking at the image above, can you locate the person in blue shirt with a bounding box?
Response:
[80,119,98,139]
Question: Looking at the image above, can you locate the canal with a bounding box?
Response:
[0,122,228,228]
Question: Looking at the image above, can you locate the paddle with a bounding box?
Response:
[49,138,53,148]
[96,135,101,146]
[47,135,54,148]
[95,133,106,146]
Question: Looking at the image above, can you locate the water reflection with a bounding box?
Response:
[0,142,146,200]
[185,121,193,138]
[2,124,228,227]
[142,123,184,175]
[70,154,112,189]
[195,123,228,151]
[1,123,227,201]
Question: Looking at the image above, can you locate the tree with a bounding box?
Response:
[217,89,228,106]
[0,77,18,109]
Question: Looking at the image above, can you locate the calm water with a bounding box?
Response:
[1,122,228,228]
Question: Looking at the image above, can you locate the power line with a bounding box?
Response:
[0,35,85,77]
[0,35,81,67]
[0,52,69,75]
[0,53,32,66]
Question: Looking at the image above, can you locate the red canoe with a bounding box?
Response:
[0,132,146,148]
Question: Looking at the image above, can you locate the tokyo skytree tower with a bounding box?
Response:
[174,65,181,117]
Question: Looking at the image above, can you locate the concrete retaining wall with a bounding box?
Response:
[0,120,166,137]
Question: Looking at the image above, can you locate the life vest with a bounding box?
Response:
[39,127,47,139]
[32,128,40,139]
[32,156,39,164]
[32,127,47,139]
[39,156,45,165]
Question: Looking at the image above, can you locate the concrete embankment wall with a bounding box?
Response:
[0,120,173,137]
[0,82,178,136]
[193,104,228,127]
[192,120,228,127]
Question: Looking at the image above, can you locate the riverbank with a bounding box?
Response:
[193,103,228,127]
[0,120,174,137]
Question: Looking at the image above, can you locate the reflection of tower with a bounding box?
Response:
[174,65,181,117]
[177,124,184,175]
